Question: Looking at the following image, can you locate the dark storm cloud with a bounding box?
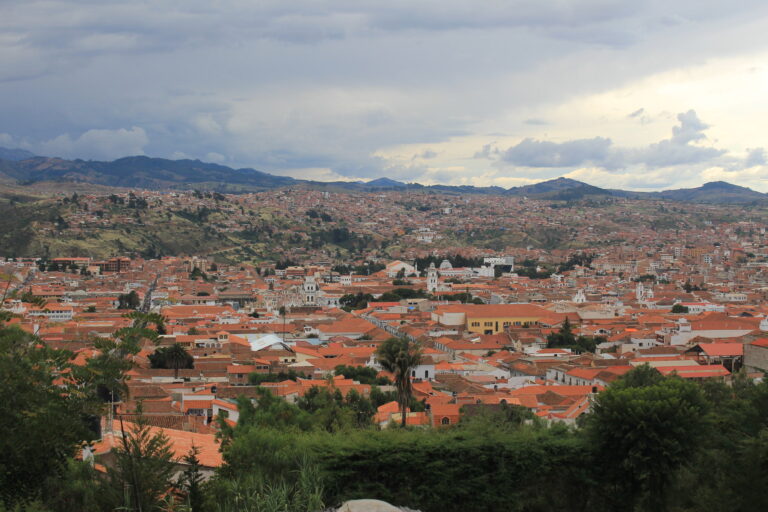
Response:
[2,1,768,184]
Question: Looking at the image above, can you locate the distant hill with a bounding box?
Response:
[0,155,296,191]
[649,181,768,204]
[507,177,610,200]
[365,177,407,188]
[0,147,36,161]
[0,151,766,203]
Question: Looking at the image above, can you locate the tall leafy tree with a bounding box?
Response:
[376,337,422,427]
[0,325,103,506]
[586,366,710,511]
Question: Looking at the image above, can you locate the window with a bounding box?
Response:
[424,370,429,379]
[441,417,450,425]
[484,321,493,327]
[503,321,510,326]
[471,321,480,327]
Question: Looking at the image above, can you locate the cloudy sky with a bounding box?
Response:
[2,1,768,191]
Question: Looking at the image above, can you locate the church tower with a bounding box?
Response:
[427,263,438,293]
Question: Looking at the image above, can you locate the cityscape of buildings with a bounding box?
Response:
[4,186,768,476]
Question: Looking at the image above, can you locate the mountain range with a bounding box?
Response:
[0,148,765,204]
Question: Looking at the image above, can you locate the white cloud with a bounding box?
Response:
[35,127,148,160]
[205,152,226,163]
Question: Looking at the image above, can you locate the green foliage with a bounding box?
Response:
[376,338,422,427]
[235,391,315,433]
[378,288,430,302]
[369,386,424,412]
[149,343,194,377]
[18,290,46,307]
[671,303,689,313]
[334,365,391,385]
[309,227,371,252]
[233,386,377,435]
[339,292,374,311]
[40,459,102,512]
[296,387,359,432]
[124,311,167,334]
[557,252,595,272]
[13,355,768,512]
[100,414,176,512]
[117,290,140,309]
[177,447,208,512]
[682,280,703,293]
[332,261,385,275]
[514,259,553,279]
[189,267,210,281]
[586,367,710,510]
[222,425,590,512]
[0,326,103,507]
[546,318,603,353]
[248,369,305,385]
[209,457,324,512]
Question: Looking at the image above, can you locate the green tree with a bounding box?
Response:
[296,386,353,432]
[671,303,689,313]
[124,311,167,335]
[339,292,374,311]
[101,413,175,512]
[19,290,46,307]
[0,326,103,507]
[546,318,600,353]
[177,446,207,512]
[40,459,102,512]
[586,366,710,511]
[149,344,194,379]
[118,290,141,310]
[546,317,576,348]
[376,337,422,427]
[334,364,390,385]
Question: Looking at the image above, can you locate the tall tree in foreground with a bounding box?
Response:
[177,446,206,512]
[586,365,709,511]
[376,337,422,427]
[0,325,102,507]
[101,411,175,512]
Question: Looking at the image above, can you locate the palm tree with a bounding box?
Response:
[164,343,192,379]
[376,337,422,427]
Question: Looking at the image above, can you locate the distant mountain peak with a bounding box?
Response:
[0,147,37,161]
[366,177,407,188]
[700,181,749,191]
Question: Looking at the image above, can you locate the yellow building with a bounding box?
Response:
[431,304,557,334]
